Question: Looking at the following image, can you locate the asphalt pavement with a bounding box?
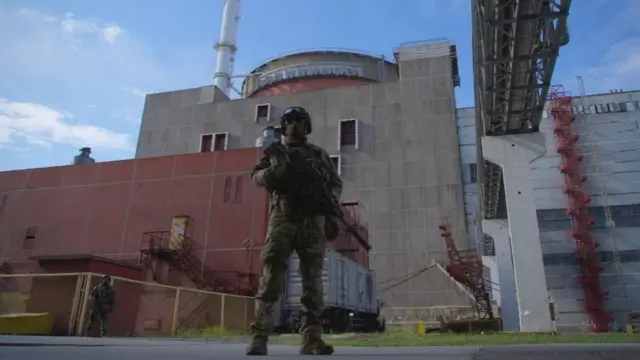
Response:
[0,335,638,359]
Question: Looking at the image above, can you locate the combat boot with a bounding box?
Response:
[300,332,334,355]
[246,334,268,356]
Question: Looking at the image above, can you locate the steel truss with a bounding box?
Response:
[472,0,572,219]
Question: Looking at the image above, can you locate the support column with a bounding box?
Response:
[483,219,520,331]
[482,133,553,332]
[481,255,500,307]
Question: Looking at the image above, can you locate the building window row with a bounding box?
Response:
[544,100,639,118]
[198,103,359,177]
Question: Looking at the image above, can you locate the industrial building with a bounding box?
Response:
[2,0,639,334]
[462,88,640,332]
[135,41,475,310]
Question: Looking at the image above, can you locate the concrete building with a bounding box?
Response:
[135,40,476,309]
[479,90,640,331]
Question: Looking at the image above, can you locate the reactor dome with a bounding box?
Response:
[242,49,399,98]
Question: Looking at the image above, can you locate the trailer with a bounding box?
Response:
[273,249,383,333]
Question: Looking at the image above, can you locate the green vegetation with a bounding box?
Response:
[321,330,640,347]
[175,327,640,346]
[176,326,246,338]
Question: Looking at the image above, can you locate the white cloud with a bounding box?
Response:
[121,87,147,99]
[0,98,132,150]
[585,37,640,93]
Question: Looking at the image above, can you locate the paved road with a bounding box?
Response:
[1,336,638,359]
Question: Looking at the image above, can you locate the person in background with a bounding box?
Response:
[85,275,116,337]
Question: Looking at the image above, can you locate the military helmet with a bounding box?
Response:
[280,106,312,135]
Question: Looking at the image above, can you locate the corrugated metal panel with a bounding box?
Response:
[284,249,378,314]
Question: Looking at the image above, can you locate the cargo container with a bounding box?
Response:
[273,249,382,333]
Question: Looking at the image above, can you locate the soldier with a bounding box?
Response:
[85,275,116,337]
[247,106,342,356]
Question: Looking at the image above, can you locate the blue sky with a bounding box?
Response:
[0,0,638,171]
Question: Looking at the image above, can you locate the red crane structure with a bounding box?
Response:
[547,85,611,332]
[439,222,493,320]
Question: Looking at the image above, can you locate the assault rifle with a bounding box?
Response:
[263,141,371,251]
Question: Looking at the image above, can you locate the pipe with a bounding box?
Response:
[213,0,240,95]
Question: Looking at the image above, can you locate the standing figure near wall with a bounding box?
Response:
[85,275,116,337]
[247,107,342,356]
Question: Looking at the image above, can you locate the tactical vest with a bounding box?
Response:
[274,143,332,218]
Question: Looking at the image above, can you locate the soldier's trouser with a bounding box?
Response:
[86,306,109,336]
[251,213,326,340]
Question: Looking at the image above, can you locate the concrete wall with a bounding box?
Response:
[535,91,640,331]
[0,149,269,291]
[462,90,640,331]
[135,46,471,308]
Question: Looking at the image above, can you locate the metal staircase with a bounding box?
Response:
[439,222,493,320]
[139,223,258,296]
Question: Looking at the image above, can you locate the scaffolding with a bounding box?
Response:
[548,85,611,332]
[576,76,630,320]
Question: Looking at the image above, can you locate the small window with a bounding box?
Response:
[338,119,358,149]
[329,155,342,175]
[223,176,232,203]
[469,163,477,183]
[200,134,213,153]
[234,176,243,203]
[623,101,637,112]
[608,103,621,113]
[213,132,228,151]
[0,195,7,214]
[23,226,37,249]
[255,104,271,122]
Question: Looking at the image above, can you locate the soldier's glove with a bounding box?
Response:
[325,216,340,241]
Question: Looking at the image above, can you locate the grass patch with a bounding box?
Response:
[176,326,248,339]
[326,330,640,347]
[174,327,640,347]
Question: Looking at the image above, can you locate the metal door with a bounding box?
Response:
[170,216,189,250]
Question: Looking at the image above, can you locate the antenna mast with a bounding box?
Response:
[213,0,241,96]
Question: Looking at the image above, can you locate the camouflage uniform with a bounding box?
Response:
[247,107,342,356]
[85,275,116,337]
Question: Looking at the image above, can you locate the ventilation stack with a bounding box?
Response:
[548,85,611,332]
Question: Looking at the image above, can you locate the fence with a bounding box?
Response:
[0,272,256,337]
[381,306,475,331]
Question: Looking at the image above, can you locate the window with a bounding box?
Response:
[623,101,637,112]
[329,155,342,175]
[255,103,271,122]
[234,176,243,203]
[469,163,477,183]
[200,134,213,153]
[0,195,7,215]
[23,226,37,249]
[608,103,621,112]
[338,119,358,149]
[213,132,228,151]
[223,176,232,203]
